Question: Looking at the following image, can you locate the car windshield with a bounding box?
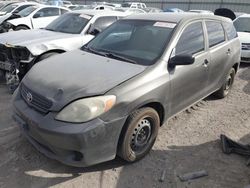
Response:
[17,5,38,17]
[84,20,175,66]
[121,3,131,7]
[234,17,250,33]
[0,4,18,13]
[45,13,91,34]
[73,5,93,10]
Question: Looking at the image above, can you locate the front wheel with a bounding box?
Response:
[214,68,235,99]
[118,107,160,162]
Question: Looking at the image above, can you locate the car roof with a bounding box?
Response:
[189,9,212,12]
[238,14,250,18]
[72,10,127,16]
[124,12,231,23]
[12,1,39,6]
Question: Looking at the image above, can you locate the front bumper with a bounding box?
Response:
[241,50,250,63]
[13,91,127,167]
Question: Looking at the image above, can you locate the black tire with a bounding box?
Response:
[214,68,235,99]
[38,52,59,62]
[15,25,29,31]
[118,107,160,162]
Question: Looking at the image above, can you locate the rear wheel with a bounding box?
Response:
[15,25,29,31]
[118,107,160,162]
[214,68,235,98]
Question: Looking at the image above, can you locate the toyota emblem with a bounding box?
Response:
[26,92,33,103]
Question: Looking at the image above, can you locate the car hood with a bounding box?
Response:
[0,29,80,55]
[22,49,146,111]
[237,32,250,43]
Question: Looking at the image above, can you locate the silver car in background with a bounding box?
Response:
[0,10,126,90]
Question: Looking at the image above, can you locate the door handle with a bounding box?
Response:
[202,59,209,67]
[226,49,231,55]
[204,59,209,65]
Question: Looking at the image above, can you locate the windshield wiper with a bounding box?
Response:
[44,28,57,32]
[82,46,107,57]
[82,47,137,64]
[103,52,137,64]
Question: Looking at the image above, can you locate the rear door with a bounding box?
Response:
[205,20,232,92]
[31,7,60,29]
[169,21,209,115]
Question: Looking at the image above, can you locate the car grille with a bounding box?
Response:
[241,57,250,62]
[20,84,53,114]
[242,43,250,50]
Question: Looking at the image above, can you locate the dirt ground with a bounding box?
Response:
[0,65,250,188]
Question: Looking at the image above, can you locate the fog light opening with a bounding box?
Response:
[73,151,83,161]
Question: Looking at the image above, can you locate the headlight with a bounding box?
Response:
[55,95,116,123]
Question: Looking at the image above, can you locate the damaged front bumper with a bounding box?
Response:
[0,43,35,91]
[0,60,11,71]
[12,89,127,167]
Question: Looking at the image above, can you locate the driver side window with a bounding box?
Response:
[33,8,59,18]
[175,22,205,56]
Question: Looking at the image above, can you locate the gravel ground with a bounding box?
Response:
[0,65,250,188]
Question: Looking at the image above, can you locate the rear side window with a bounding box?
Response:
[206,21,225,47]
[34,7,59,18]
[93,16,117,31]
[223,22,237,40]
[175,22,205,55]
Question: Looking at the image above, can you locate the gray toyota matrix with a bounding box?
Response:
[12,13,241,167]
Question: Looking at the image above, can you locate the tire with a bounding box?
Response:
[118,107,160,162]
[214,68,235,99]
[15,25,29,31]
[38,52,59,62]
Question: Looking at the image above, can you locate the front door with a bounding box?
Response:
[32,7,60,29]
[169,21,210,116]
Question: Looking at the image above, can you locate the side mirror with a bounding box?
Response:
[33,12,43,18]
[88,26,101,36]
[13,10,19,14]
[168,54,195,68]
[33,14,40,18]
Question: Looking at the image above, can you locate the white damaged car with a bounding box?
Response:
[0,10,127,90]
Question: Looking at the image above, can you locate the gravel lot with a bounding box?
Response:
[0,65,250,188]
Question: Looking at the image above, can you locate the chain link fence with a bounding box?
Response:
[72,0,250,13]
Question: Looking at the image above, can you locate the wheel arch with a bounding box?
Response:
[14,24,30,30]
[35,49,66,63]
[116,102,165,157]
[232,62,239,73]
